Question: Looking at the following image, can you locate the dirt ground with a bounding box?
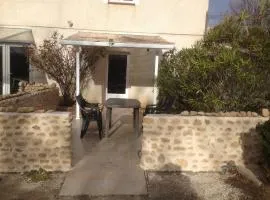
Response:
[0,171,266,200]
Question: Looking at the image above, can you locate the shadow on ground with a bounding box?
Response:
[146,171,200,200]
[224,175,264,200]
[0,171,267,200]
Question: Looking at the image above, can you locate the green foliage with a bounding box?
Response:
[256,120,270,165]
[23,168,50,182]
[157,5,270,112]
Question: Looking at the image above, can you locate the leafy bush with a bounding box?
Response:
[157,9,270,112]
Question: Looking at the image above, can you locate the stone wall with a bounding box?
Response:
[22,83,55,93]
[0,86,59,111]
[0,112,72,172]
[140,114,269,172]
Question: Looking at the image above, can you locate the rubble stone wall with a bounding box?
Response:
[0,112,72,172]
[141,114,269,172]
[0,87,59,110]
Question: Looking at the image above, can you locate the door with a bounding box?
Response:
[106,54,128,99]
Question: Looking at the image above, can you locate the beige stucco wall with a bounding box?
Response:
[0,0,208,37]
[81,48,158,107]
[0,0,209,105]
[128,48,157,107]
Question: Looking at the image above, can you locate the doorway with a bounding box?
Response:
[106,54,128,99]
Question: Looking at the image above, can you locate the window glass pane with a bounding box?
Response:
[108,55,127,94]
[10,46,29,94]
[0,46,2,95]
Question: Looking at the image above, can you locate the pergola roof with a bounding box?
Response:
[0,27,34,44]
[62,32,174,49]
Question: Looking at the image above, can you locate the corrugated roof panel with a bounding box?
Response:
[0,28,34,44]
[63,32,174,49]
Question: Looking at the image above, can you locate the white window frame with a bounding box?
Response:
[0,45,5,95]
[106,0,139,5]
[1,44,10,95]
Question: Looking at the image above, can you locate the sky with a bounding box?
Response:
[209,0,231,14]
[208,0,233,27]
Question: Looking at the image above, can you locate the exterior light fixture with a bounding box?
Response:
[109,39,114,47]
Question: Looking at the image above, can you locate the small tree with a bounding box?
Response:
[29,32,105,106]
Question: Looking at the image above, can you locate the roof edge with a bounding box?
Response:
[61,39,175,49]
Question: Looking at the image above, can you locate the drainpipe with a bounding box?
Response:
[153,53,159,105]
[75,48,81,120]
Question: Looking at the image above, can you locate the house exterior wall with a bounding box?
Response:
[128,48,157,106]
[0,0,209,105]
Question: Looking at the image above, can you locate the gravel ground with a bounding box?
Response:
[147,172,264,200]
[0,171,265,200]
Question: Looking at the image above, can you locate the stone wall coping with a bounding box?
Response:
[0,111,70,116]
[0,88,57,102]
[145,112,269,118]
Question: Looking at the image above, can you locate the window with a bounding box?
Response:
[0,44,29,95]
[108,0,138,5]
[10,46,29,94]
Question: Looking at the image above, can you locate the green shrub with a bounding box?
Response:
[157,12,270,112]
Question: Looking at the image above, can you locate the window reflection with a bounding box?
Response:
[10,47,29,94]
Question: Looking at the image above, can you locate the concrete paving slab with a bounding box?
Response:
[60,122,147,196]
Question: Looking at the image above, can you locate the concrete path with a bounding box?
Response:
[60,112,147,196]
